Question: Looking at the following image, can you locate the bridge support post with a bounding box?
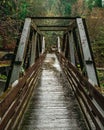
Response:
[57,36,61,53]
[65,34,69,58]
[76,18,99,86]
[9,18,31,85]
[30,32,37,65]
[38,35,41,54]
[73,29,84,71]
[35,34,40,60]
[68,32,75,65]
[39,34,42,54]
[42,36,45,53]
[62,34,66,55]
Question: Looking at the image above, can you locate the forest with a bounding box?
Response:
[0,0,104,88]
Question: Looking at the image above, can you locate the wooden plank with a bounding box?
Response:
[19,53,87,130]
[0,55,41,117]
[58,53,104,129]
[66,66,104,127]
[0,99,20,130]
[0,54,45,130]
[60,53,104,109]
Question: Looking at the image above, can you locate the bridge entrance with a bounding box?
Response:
[0,17,104,130]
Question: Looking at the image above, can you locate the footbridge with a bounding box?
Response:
[0,17,104,130]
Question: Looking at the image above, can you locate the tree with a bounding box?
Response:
[85,0,102,10]
[0,0,16,16]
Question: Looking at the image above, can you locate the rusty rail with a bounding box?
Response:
[57,53,104,130]
[0,54,45,130]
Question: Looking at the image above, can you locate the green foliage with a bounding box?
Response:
[64,3,71,15]
[97,70,104,88]
[18,1,29,19]
[0,0,30,20]
[95,0,102,7]
[0,74,7,80]
[92,24,104,66]
[0,0,15,15]
[85,0,102,10]
[59,0,77,16]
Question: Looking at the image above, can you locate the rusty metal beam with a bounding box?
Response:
[37,25,69,28]
[42,37,45,53]
[76,18,99,86]
[68,32,75,65]
[40,29,66,31]
[9,18,31,85]
[30,32,37,65]
[31,22,42,35]
[28,16,81,20]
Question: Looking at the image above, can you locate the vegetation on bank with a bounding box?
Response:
[97,70,104,88]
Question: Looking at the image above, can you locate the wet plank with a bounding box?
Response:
[19,53,88,130]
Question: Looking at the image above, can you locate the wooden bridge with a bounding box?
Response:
[0,17,104,130]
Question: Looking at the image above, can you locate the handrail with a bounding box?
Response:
[57,53,104,130]
[0,54,45,130]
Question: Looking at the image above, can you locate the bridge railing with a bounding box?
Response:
[0,17,46,130]
[57,53,104,130]
[60,18,99,87]
[0,54,45,130]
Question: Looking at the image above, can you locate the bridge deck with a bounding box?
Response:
[19,53,88,130]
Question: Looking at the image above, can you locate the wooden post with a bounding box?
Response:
[30,32,37,65]
[68,32,75,65]
[57,36,61,53]
[10,18,31,84]
[42,36,45,53]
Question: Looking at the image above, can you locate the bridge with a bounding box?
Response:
[0,17,104,130]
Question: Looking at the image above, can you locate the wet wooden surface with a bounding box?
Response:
[19,53,88,130]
